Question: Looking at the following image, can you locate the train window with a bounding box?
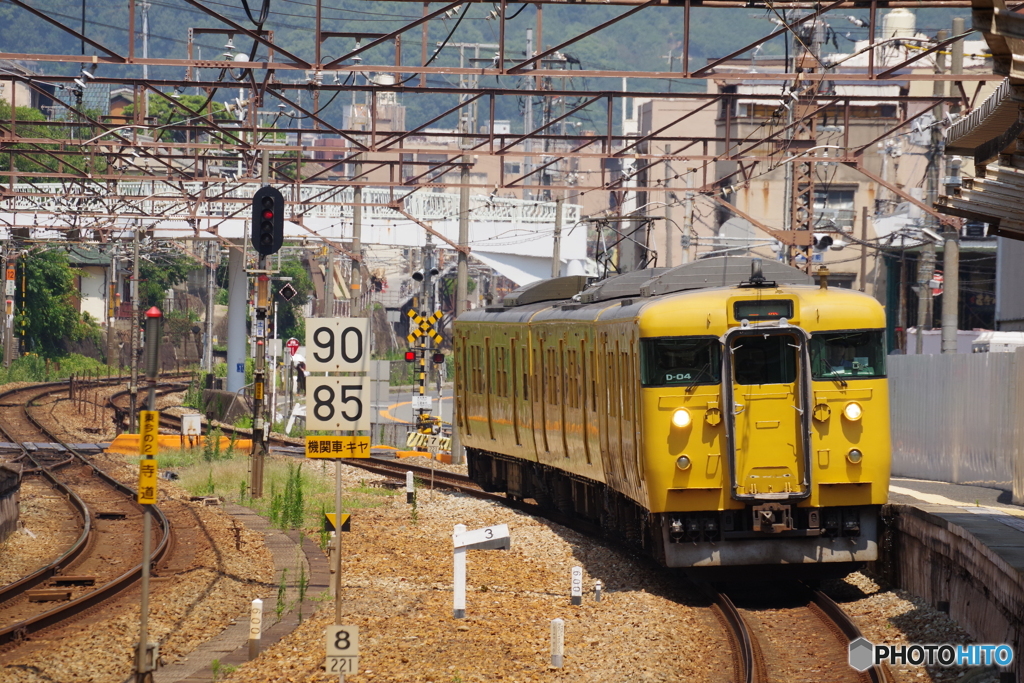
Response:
[733,299,793,322]
[810,330,886,380]
[733,334,797,385]
[640,337,721,387]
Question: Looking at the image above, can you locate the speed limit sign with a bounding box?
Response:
[305,318,369,373]
[306,376,371,431]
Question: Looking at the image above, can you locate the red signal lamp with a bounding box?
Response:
[404,351,416,361]
[432,353,445,364]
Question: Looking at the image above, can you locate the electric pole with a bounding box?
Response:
[941,18,965,355]
[918,28,947,355]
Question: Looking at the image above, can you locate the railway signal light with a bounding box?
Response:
[411,267,439,282]
[251,186,284,256]
[143,307,162,380]
[432,352,445,364]
[404,350,417,361]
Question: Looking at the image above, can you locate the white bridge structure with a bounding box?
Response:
[0,182,586,284]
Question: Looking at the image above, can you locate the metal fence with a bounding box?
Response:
[889,351,1024,495]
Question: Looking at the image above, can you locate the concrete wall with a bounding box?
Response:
[876,505,1024,683]
[889,352,1023,497]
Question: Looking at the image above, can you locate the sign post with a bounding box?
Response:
[248,598,263,660]
[325,625,359,680]
[451,523,511,618]
[286,337,300,356]
[305,319,370,640]
[136,307,162,683]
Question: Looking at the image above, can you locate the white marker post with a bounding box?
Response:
[248,598,263,660]
[594,580,603,602]
[406,471,415,504]
[571,566,583,605]
[551,618,565,668]
[452,523,510,619]
[453,523,467,618]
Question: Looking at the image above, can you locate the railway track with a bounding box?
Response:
[0,380,173,650]
[709,582,892,683]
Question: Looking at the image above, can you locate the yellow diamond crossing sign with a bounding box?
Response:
[407,309,443,345]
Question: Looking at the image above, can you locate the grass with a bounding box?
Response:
[162,447,399,531]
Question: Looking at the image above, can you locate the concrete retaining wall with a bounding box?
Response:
[0,463,21,544]
[875,504,1024,682]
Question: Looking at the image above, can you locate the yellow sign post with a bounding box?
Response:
[139,410,160,457]
[138,410,160,505]
[138,459,158,505]
[305,435,371,458]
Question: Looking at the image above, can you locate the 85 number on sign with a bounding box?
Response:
[306,377,371,431]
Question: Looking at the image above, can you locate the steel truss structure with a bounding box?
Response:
[0,0,995,247]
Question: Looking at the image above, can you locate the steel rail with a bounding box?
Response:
[0,384,92,612]
[703,586,756,683]
[811,587,894,683]
[0,379,175,649]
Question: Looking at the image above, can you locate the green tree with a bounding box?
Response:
[275,259,313,341]
[16,248,80,357]
[139,249,199,307]
[123,94,231,143]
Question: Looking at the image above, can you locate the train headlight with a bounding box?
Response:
[847,448,863,464]
[676,455,692,470]
[671,408,692,429]
[843,401,863,421]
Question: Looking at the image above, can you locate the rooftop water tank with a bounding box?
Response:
[882,8,916,38]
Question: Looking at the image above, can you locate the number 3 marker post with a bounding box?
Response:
[452,523,511,618]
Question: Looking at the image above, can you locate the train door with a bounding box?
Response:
[723,328,812,500]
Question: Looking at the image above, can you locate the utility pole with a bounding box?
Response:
[2,248,12,368]
[942,17,965,355]
[352,155,363,318]
[664,144,673,269]
[107,244,119,367]
[141,1,150,121]
[129,226,140,432]
[450,156,470,466]
[524,29,534,201]
[918,28,948,355]
[551,197,563,278]
[203,240,217,373]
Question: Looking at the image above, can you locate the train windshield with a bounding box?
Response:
[810,330,887,380]
[640,337,721,387]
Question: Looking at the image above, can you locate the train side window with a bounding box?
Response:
[733,335,797,385]
[810,330,886,380]
[640,336,721,387]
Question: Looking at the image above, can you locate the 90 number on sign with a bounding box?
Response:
[306,377,371,431]
[305,318,369,372]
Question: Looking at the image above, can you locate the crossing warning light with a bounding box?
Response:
[404,350,417,361]
[432,352,445,364]
[251,186,284,256]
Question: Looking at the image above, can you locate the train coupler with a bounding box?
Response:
[752,502,793,533]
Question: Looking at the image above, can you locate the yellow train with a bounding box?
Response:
[454,256,889,572]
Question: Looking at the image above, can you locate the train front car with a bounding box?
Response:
[640,263,890,574]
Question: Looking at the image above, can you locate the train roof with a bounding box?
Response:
[498,257,812,309]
